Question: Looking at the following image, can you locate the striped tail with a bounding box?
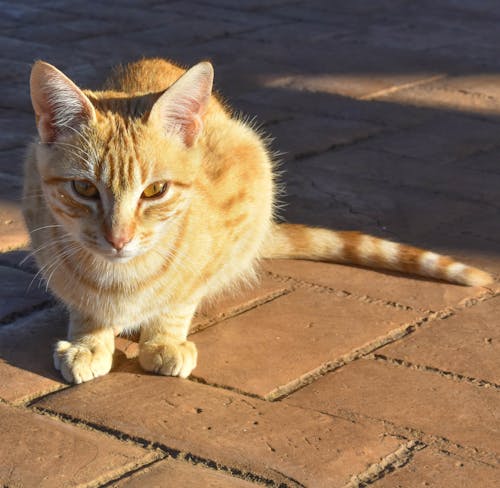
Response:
[261,223,493,287]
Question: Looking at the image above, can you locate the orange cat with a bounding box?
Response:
[23,58,492,384]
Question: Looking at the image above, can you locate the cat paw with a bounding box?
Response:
[139,340,198,378]
[54,340,113,384]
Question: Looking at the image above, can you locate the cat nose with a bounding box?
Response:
[105,232,132,251]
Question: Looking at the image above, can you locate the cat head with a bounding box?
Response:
[29,60,214,262]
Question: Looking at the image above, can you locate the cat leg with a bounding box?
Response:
[54,310,115,384]
[138,304,198,378]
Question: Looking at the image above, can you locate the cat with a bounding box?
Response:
[23,58,493,384]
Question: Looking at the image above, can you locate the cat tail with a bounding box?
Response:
[261,223,493,287]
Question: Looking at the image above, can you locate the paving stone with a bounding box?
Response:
[0,307,137,404]
[238,86,436,129]
[300,146,500,209]
[0,146,28,179]
[37,0,180,28]
[282,162,494,244]
[0,264,51,324]
[284,359,500,456]
[0,307,68,403]
[72,35,174,66]
[0,248,36,273]
[212,57,304,99]
[115,457,256,487]
[192,287,420,398]
[6,18,129,44]
[268,114,383,160]
[0,402,157,487]
[361,114,500,164]
[192,270,291,332]
[124,17,250,48]
[34,370,402,487]
[0,178,28,252]
[0,109,35,150]
[378,296,500,385]
[231,35,447,99]
[454,145,500,176]
[377,76,500,119]
[372,448,500,487]
[262,259,484,312]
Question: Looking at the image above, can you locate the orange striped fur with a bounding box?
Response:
[23,58,492,384]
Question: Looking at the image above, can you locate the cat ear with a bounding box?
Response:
[30,61,96,144]
[149,61,213,147]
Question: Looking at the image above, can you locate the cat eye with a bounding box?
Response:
[72,180,99,199]
[142,181,169,199]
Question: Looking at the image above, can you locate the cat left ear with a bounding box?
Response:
[30,61,96,144]
[149,62,213,147]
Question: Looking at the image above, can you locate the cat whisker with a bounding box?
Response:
[29,224,64,234]
[23,234,74,270]
[44,244,82,292]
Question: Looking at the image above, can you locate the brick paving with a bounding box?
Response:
[1,0,499,486]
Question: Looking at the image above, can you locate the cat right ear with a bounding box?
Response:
[30,61,96,144]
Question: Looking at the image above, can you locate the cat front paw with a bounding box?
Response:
[139,339,198,378]
[54,340,113,384]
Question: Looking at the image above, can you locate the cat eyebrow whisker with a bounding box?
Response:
[57,122,100,162]
[39,140,94,168]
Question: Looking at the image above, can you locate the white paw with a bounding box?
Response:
[54,340,113,384]
[139,340,198,378]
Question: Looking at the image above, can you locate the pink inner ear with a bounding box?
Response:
[150,62,214,147]
[30,61,95,144]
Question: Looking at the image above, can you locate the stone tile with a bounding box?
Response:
[0,109,34,150]
[124,17,249,48]
[197,0,296,10]
[192,271,291,332]
[454,145,500,176]
[0,80,33,113]
[0,249,37,273]
[6,18,128,44]
[161,0,281,28]
[37,0,179,28]
[0,307,136,404]
[192,287,420,397]
[72,35,173,66]
[0,402,157,487]
[281,163,487,245]
[212,57,304,99]
[0,58,31,82]
[0,307,68,403]
[115,457,256,488]
[262,259,484,312]
[0,178,28,252]
[372,448,500,487]
[268,114,382,160]
[300,146,500,208]
[285,359,500,456]
[0,265,51,323]
[377,76,500,118]
[0,1,74,25]
[235,37,446,99]
[378,296,500,384]
[362,114,500,164]
[34,371,401,487]
[0,146,28,179]
[238,86,436,129]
